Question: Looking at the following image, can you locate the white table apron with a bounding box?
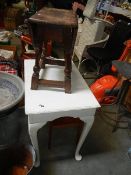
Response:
[24,60,100,167]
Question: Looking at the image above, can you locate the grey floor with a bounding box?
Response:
[0,37,131,175]
[0,97,131,175]
[35,109,131,175]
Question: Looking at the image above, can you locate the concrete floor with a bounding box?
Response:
[34,109,131,175]
[0,106,131,175]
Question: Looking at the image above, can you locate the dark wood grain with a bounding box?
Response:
[28,7,78,93]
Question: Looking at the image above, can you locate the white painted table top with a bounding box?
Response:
[24,60,100,116]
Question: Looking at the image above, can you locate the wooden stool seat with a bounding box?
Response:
[30,7,78,27]
[28,7,78,93]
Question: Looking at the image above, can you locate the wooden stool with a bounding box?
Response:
[28,7,78,93]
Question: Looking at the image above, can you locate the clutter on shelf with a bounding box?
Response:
[0,45,18,75]
[0,30,12,44]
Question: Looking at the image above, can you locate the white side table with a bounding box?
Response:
[24,60,100,167]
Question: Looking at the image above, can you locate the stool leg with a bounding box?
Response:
[63,29,73,94]
[63,27,78,93]
[46,40,52,57]
[41,41,48,69]
[64,53,72,93]
[31,47,42,90]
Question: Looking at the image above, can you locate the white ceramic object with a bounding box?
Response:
[0,71,24,112]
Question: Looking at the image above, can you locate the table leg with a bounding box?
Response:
[28,122,45,167]
[75,116,94,161]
